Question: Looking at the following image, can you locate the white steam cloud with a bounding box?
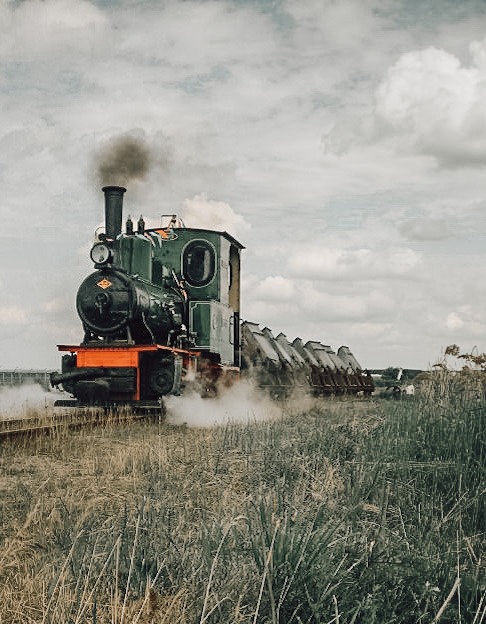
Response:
[165,381,281,427]
[0,384,56,420]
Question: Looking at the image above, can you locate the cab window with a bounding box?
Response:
[183,241,215,287]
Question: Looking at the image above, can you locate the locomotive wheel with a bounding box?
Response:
[141,353,183,399]
[149,365,175,396]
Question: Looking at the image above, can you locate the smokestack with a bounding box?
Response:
[102,186,126,239]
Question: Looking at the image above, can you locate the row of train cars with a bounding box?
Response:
[241,321,374,397]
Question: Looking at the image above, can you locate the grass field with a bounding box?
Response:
[0,376,484,623]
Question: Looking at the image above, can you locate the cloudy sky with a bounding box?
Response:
[1,0,486,371]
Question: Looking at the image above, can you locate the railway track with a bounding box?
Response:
[0,406,163,442]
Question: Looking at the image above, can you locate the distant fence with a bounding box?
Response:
[0,370,55,392]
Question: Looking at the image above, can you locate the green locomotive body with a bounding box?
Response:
[51,186,243,406]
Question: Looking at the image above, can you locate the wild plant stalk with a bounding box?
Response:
[120,514,141,624]
[199,516,246,624]
[73,536,120,624]
[41,531,82,624]
[252,520,279,624]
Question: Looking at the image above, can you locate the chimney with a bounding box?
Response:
[102,186,126,239]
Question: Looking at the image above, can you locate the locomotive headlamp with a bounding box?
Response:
[90,243,112,265]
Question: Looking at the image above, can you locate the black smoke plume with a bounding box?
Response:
[95,133,151,187]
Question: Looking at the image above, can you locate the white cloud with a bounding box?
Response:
[374,44,486,165]
[399,217,452,241]
[0,306,28,325]
[253,276,297,302]
[1,0,108,61]
[443,305,486,337]
[323,37,486,168]
[376,47,476,128]
[244,274,395,327]
[0,0,106,117]
[287,246,421,280]
[446,312,465,330]
[117,1,277,69]
[181,193,250,238]
[283,0,388,56]
[42,297,70,314]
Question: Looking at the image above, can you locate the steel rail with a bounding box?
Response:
[0,409,161,442]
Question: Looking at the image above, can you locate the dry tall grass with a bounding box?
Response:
[0,383,484,623]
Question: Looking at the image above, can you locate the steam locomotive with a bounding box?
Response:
[51,186,373,406]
